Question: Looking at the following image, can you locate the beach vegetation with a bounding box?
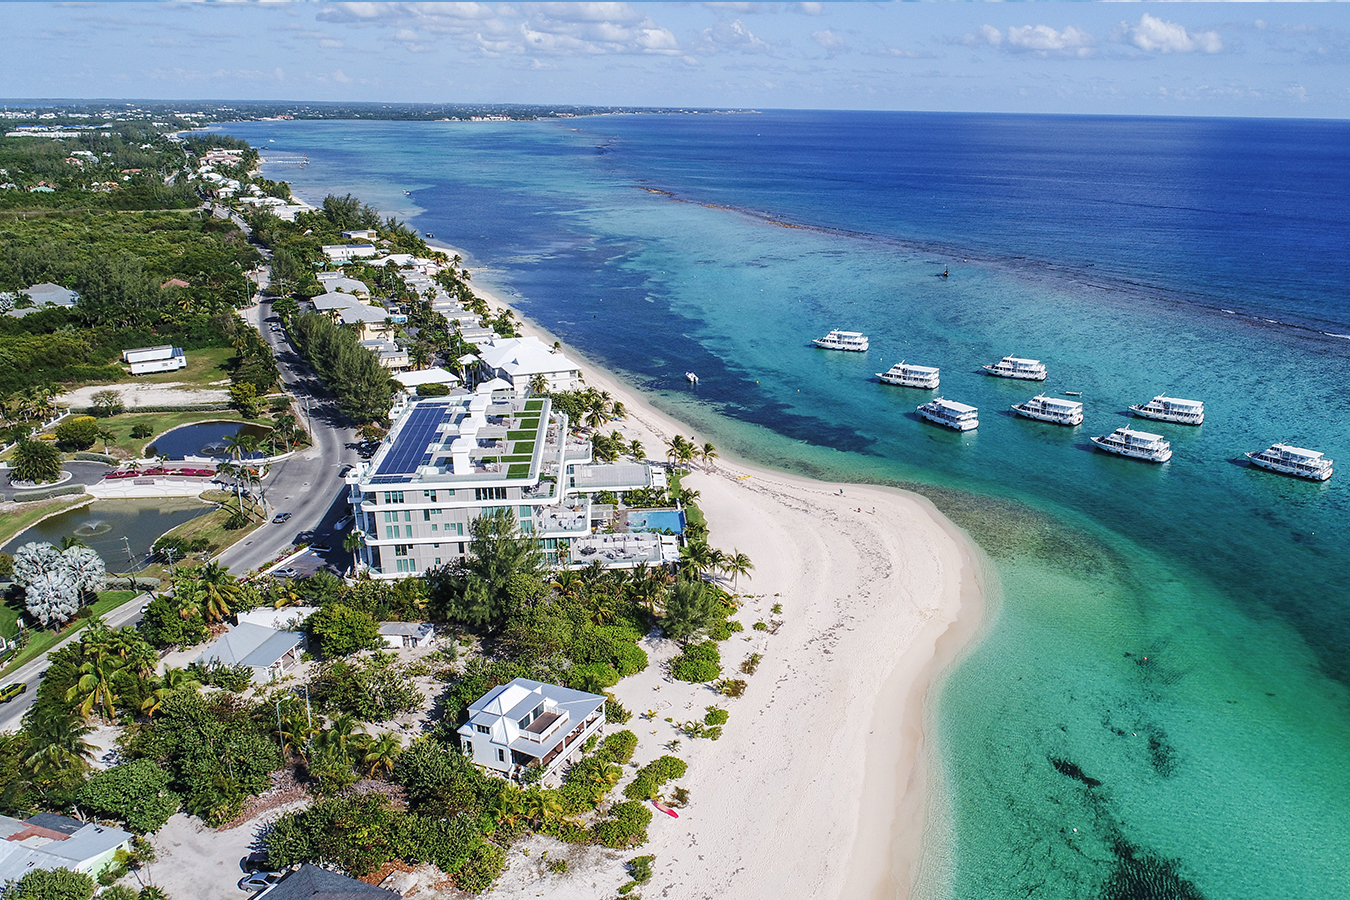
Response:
[287,311,396,424]
[669,640,721,682]
[592,800,653,849]
[661,579,721,641]
[305,603,382,658]
[75,759,181,834]
[623,755,687,802]
[740,653,763,675]
[753,621,768,631]
[11,436,64,484]
[6,867,96,900]
[309,654,422,723]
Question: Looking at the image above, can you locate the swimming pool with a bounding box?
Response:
[626,509,686,534]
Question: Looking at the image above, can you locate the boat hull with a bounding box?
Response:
[1012,405,1083,426]
[1244,454,1333,481]
[815,340,868,352]
[1090,437,1171,463]
[1130,407,1204,426]
[917,409,978,431]
[982,366,1046,381]
[878,373,939,389]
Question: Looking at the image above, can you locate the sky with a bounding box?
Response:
[4,2,1350,118]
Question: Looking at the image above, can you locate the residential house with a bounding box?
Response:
[322,244,378,264]
[379,622,435,650]
[257,864,401,900]
[457,678,605,781]
[0,814,133,885]
[360,339,411,371]
[236,607,319,631]
[477,337,583,396]
[393,367,461,394]
[309,291,399,341]
[1,283,78,318]
[122,345,187,375]
[193,623,305,684]
[341,229,377,240]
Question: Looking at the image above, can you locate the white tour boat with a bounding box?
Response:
[1090,427,1172,463]
[1244,443,1333,482]
[1130,395,1205,426]
[685,372,699,385]
[1012,394,1083,426]
[917,397,979,431]
[877,361,940,389]
[982,355,1047,381]
[813,330,869,352]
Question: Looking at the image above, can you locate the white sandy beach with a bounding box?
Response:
[444,258,991,900]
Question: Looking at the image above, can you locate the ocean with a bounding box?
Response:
[223,111,1350,899]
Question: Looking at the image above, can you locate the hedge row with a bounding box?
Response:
[12,484,87,503]
[88,402,234,414]
[73,452,117,464]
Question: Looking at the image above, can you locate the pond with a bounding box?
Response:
[148,421,273,460]
[3,499,214,565]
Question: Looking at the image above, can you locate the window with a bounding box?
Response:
[424,509,432,521]
[435,558,441,565]
[476,724,490,735]
[496,748,505,762]
[431,523,438,532]
[464,740,473,755]
[475,487,507,501]
[382,491,405,504]
[518,716,530,729]
[458,542,466,554]
[396,559,416,573]
[520,506,531,517]
[423,490,438,502]
[450,522,464,536]
[404,510,412,522]
[385,526,399,539]
[394,544,409,556]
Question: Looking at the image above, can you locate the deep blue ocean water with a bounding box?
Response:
[225,112,1350,899]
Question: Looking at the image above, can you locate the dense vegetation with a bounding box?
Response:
[286,311,396,424]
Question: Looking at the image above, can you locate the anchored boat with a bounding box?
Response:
[877,361,940,389]
[1244,443,1333,481]
[983,355,1047,381]
[1130,396,1205,426]
[1091,427,1172,463]
[813,330,869,352]
[1012,394,1083,426]
[917,397,979,431]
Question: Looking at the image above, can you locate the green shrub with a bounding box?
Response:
[306,603,381,657]
[592,800,653,849]
[627,854,655,883]
[604,695,632,725]
[11,484,86,503]
[715,678,747,698]
[9,866,95,900]
[76,759,181,833]
[740,653,762,675]
[623,755,687,801]
[74,452,117,464]
[596,730,638,765]
[669,641,720,683]
[130,424,154,439]
[454,839,506,893]
[55,415,99,450]
[613,640,649,677]
[703,707,729,726]
[187,661,253,692]
[417,382,451,397]
[752,621,768,631]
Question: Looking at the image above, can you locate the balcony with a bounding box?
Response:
[516,709,568,745]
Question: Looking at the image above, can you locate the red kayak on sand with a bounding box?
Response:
[652,800,679,819]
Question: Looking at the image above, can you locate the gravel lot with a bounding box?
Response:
[141,803,305,900]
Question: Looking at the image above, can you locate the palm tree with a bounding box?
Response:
[186,562,243,624]
[700,442,718,469]
[98,428,116,453]
[708,548,729,581]
[725,550,754,590]
[358,732,403,777]
[66,656,124,720]
[680,540,716,581]
[628,439,645,461]
[22,708,95,777]
[343,531,362,571]
[610,401,627,420]
[528,373,549,396]
[141,667,202,717]
[676,438,697,472]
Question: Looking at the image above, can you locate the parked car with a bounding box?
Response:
[278,567,298,578]
[335,515,353,530]
[241,850,273,873]
[239,871,283,892]
[272,511,292,524]
[0,683,26,703]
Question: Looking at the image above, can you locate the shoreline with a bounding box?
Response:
[256,156,992,896]
[444,244,988,899]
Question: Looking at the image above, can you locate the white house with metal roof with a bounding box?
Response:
[458,678,605,781]
[0,814,133,885]
[193,623,305,684]
[477,337,582,396]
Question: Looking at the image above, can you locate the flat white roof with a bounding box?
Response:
[931,398,977,413]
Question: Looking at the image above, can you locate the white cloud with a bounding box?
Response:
[795,3,823,15]
[1006,24,1094,57]
[965,23,1093,58]
[1286,83,1308,102]
[696,18,770,54]
[812,29,844,51]
[1121,14,1222,54]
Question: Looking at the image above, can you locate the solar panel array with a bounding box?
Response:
[374,401,453,476]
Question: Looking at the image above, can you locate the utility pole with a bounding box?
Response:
[275,697,285,754]
[163,548,176,576]
[122,536,137,592]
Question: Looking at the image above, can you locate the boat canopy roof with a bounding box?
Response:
[1153,396,1204,408]
[825,330,866,338]
[890,362,939,374]
[1032,395,1082,411]
[933,398,977,413]
[1118,427,1165,441]
[1003,356,1042,365]
[1270,443,1324,460]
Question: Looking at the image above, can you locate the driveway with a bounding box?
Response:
[140,805,303,900]
[0,460,109,502]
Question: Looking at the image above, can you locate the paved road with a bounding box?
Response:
[215,297,357,576]
[0,592,152,732]
[0,461,108,503]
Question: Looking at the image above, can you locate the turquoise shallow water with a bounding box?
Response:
[224,114,1350,898]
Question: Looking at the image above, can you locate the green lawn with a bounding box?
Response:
[506,430,535,441]
[507,464,531,479]
[1,589,143,675]
[669,470,705,528]
[511,442,535,456]
[122,345,236,388]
